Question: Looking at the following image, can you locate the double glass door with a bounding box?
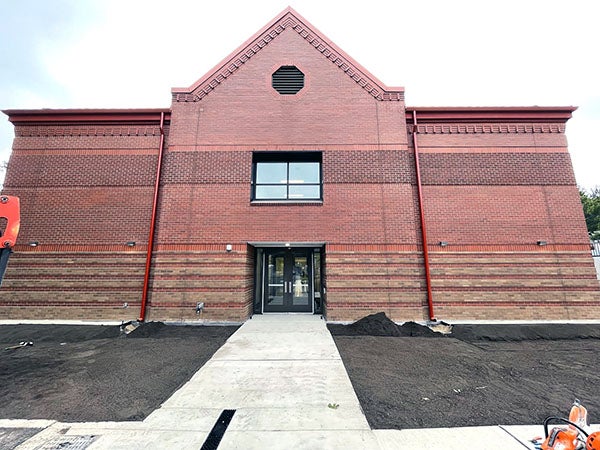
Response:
[264,249,312,312]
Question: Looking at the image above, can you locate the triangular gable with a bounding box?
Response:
[171,7,404,102]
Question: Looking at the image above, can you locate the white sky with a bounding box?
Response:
[1,0,598,189]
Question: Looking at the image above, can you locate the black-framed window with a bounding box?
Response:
[252,152,322,201]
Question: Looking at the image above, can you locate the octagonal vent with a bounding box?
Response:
[272,66,304,94]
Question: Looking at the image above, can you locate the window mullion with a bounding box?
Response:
[286,162,290,200]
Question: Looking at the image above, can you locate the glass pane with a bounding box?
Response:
[288,185,320,199]
[292,255,309,306]
[256,185,287,199]
[267,254,285,306]
[256,162,287,183]
[289,162,320,184]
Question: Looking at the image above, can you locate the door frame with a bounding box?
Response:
[262,247,313,313]
[250,242,325,315]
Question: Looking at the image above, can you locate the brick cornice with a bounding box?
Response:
[14,124,164,138]
[414,123,566,135]
[171,7,404,103]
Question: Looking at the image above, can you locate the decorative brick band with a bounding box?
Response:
[327,243,591,253]
[11,148,159,156]
[149,301,249,309]
[151,286,250,293]
[328,299,600,309]
[13,245,148,252]
[167,144,408,152]
[6,154,158,188]
[173,13,403,103]
[160,150,414,185]
[13,243,591,254]
[418,147,567,154]
[437,299,600,307]
[327,244,421,252]
[15,125,163,138]
[0,300,137,307]
[414,123,566,135]
[420,152,576,185]
[427,244,591,253]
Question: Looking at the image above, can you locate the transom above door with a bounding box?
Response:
[263,248,312,313]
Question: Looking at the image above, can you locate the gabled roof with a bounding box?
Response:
[171,7,404,102]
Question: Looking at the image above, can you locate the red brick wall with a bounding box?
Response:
[4,123,165,245]
[325,246,427,322]
[145,24,420,321]
[2,14,598,323]
[169,29,407,149]
[1,249,145,321]
[410,120,599,322]
[0,120,165,320]
[429,251,600,321]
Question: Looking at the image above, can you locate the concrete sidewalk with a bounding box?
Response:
[1,314,589,449]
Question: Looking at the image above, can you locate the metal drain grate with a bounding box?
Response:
[200,409,236,450]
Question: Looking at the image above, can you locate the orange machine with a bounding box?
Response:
[0,195,20,286]
[541,400,600,450]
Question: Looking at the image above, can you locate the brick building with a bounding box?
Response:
[2,8,598,323]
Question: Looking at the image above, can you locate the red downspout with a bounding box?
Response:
[139,112,165,322]
[412,110,436,322]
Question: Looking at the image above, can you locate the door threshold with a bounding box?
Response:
[260,312,315,315]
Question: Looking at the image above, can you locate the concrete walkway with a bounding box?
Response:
[2,315,594,449]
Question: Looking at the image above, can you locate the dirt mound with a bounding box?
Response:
[327,312,441,337]
[346,312,401,336]
[398,321,438,337]
[451,323,600,342]
[328,317,600,341]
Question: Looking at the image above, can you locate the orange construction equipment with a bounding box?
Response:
[0,195,20,286]
[541,400,596,450]
[588,432,600,450]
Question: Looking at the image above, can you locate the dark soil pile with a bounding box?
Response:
[0,323,239,422]
[328,313,600,429]
[398,321,438,337]
[327,312,440,337]
[0,324,121,344]
[328,312,600,342]
[451,323,600,342]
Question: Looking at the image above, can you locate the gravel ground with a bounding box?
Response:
[0,323,239,422]
[328,313,600,429]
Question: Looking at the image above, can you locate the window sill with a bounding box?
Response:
[251,200,323,206]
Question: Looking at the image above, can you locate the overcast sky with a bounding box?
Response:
[1,0,598,189]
